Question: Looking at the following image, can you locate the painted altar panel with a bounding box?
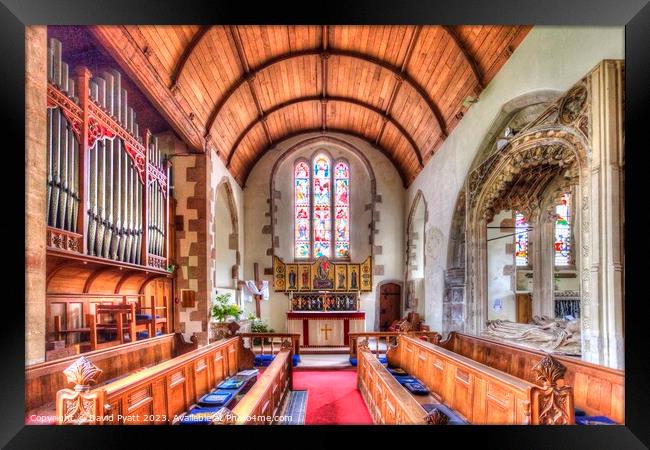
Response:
[272,256,372,292]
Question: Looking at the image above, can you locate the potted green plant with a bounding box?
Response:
[210,293,242,340]
[250,318,275,345]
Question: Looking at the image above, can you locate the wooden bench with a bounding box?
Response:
[437,331,624,423]
[26,332,196,421]
[385,335,575,424]
[227,343,293,424]
[56,336,242,424]
[357,339,447,424]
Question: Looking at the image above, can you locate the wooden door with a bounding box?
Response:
[516,293,532,324]
[379,283,401,331]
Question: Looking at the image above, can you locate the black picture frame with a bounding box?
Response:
[4,0,649,448]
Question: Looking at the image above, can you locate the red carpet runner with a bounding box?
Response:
[292,369,373,425]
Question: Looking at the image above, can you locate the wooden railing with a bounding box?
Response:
[238,333,301,357]
[438,331,624,423]
[388,335,575,425]
[357,340,434,424]
[55,336,239,424]
[348,331,440,357]
[228,342,293,424]
[26,332,196,415]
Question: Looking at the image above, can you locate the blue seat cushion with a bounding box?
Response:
[393,375,419,385]
[388,367,407,376]
[198,390,233,406]
[349,357,358,367]
[136,330,163,340]
[378,356,388,364]
[576,416,617,425]
[422,403,468,425]
[179,406,226,424]
[217,379,245,390]
[254,354,275,367]
[292,354,301,367]
[136,313,162,321]
[404,381,430,395]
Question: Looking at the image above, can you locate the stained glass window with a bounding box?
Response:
[294,153,352,260]
[312,154,332,258]
[554,192,572,266]
[294,161,310,259]
[515,212,529,266]
[334,161,350,258]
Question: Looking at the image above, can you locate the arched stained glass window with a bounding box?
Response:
[293,152,351,260]
[514,212,529,266]
[334,162,350,258]
[312,154,332,258]
[294,161,311,259]
[554,192,572,266]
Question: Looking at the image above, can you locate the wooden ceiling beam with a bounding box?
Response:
[241,128,411,188]
[441,25,485,92]
[204,48,448,141]
[169,25,212,90]
[376,26,422,156]
[229,25,273,147]
[321,25,329,131]
[225,95,423,169]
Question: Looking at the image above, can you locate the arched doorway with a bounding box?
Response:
[379,282,401,331]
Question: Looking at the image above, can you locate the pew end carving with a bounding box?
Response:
[56,357,105,424]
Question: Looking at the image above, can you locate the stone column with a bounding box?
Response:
[584,60,625,368]
[537,220,556,318]
[25,26,48,365]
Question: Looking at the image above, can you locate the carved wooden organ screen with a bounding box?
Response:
[45,38,170,270]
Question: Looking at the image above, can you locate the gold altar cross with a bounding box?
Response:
[321,324,332,340]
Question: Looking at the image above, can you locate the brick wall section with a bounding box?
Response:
[25,26,48,364]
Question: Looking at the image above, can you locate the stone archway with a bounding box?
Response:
[212,177,240,290]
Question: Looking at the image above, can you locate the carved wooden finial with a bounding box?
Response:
[63,356,103,391]
[425,408,449,425]
[357,338,370,352]
[281,339,293,350]
[533,355,567,388]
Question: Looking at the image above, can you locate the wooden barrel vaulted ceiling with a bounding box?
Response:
[90,25,531,186]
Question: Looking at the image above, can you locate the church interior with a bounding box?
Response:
[24,24,625,426]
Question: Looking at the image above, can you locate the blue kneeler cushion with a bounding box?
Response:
[136,313,162,321]
[254,353,301,367]
[349,355,387,366]
[198,390,233,407]
[393,375,419,385]
[404,381,430,395]
[179,406,227,425]
[218,378,245,390]
[349,357,357,366]
[576,416,617,425]
[136,330,163,340]
[387,367,407,376]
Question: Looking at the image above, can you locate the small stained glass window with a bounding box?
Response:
[515,212,529,266]
[554,192,572,266]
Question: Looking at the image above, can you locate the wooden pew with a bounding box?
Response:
[56,336,240,424]
[357,339,444,424]
[26,332,197,420]
[437,331,624,423]
[349,331,441,359]
[238,333,301,359]
[227,341,294,424]
[386,335,575,425]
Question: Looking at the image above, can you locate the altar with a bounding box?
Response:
[287,311,365,347]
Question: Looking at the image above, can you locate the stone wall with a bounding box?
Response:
[25,26,48,365]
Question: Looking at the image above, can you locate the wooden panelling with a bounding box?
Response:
[26,332,196,413]
[438,332,624,423]
[56,337,239,424]
[91,25,530,186]
[389,335,575,425]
